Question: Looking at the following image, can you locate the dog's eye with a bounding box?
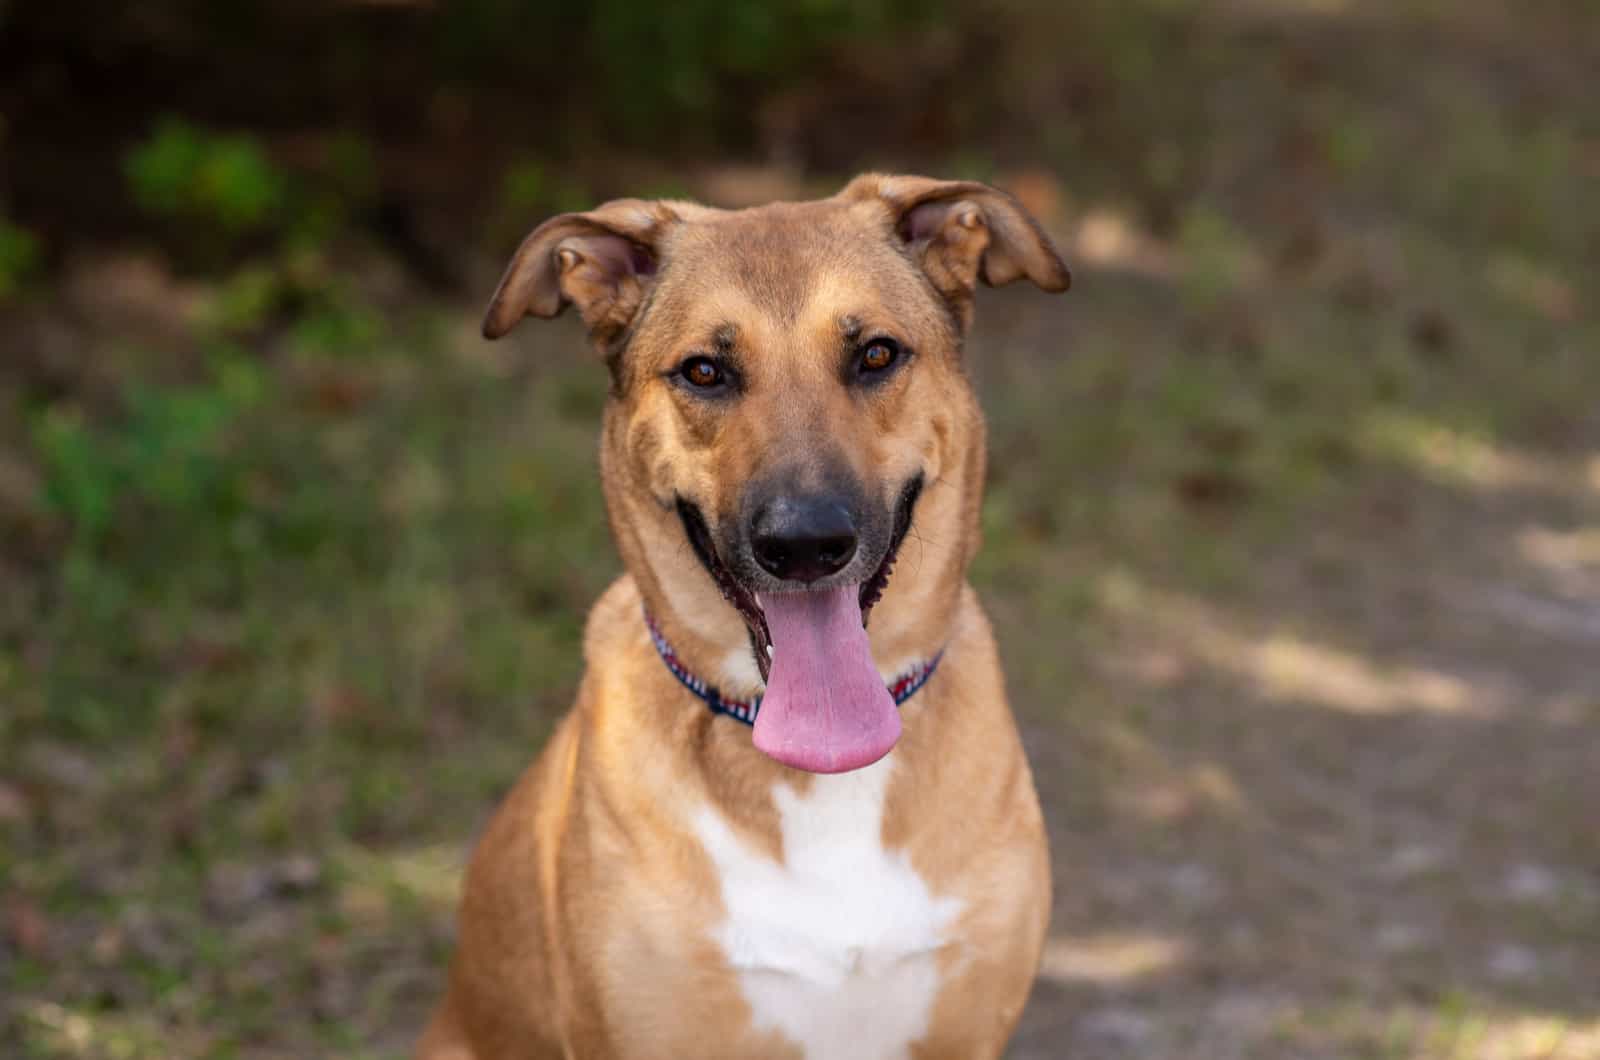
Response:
[678,356,724,389]
[859,339,901,375]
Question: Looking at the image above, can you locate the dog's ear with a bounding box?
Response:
[844,174,1069,322]
[482,199,680,343]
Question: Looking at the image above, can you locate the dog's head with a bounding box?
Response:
[484,174,1068,771]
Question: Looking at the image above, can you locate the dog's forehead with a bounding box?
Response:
[659,199,912,327]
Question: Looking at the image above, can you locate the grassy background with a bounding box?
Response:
[2,1,1598,1056]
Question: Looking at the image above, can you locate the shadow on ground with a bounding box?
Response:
[985,275,1600,1058]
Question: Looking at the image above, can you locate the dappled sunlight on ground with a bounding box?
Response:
[1275,1004,1600,1060]
[1018,991,1600,1060]
[1517,526,1600,578]
[1484,254,1580,325]
[1067,208,1176,279]
[1111,760,1249,827]
[11,1001,202,1060]
[1037,932,1188,986]
[1241,0,1354,14]
[1362,411,1589,498]
[1249,634,1476,714]
[1096,570,1495,717]
[337,841,466,914]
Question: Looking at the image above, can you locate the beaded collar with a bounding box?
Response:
[644,612,942,726]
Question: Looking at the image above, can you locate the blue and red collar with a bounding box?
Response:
[644,612,943,727]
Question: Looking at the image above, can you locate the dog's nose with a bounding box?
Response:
[750,496,858,583]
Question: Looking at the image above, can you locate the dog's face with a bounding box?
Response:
[484,175,1067,764]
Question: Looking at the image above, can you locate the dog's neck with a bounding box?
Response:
[642,610,944,726]
[632,568,963,704]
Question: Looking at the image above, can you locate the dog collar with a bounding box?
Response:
[644,612,942,726]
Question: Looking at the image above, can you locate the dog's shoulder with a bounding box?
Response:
[581,575,645,663]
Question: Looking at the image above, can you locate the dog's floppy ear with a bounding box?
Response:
[482,199,680,343]
[845,173,1069,322]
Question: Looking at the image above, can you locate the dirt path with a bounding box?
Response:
[994,290,1600,1058]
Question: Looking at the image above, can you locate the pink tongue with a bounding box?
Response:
[752,587,900,774]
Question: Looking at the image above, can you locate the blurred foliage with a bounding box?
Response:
[28,348,274,738]
[583,0,932,128]
[34,351,267,550]
[495,160,593,225]
[439,0,936,132]
[122,119,380,270]
[3,0,938,152]
[17,315,615,747]
[125,120,289,235]
[8,0,1594,272]
[0,218,39,298]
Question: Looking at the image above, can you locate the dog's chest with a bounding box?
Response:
[691,759,963,1060]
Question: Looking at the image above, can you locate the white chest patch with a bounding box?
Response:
[691,757,964,1060]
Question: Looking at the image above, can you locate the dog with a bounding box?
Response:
[418,173,1069,1059]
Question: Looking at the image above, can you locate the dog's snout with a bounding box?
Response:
[750,496,858,583]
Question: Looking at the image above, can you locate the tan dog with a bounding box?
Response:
[419,174,1069,1060]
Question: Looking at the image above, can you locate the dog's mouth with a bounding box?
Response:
[675,475,922,682]
[674,476,924,774]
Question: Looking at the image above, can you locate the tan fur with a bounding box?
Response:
[420,175,1067,1059]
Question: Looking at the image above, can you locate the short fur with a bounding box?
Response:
[419,174,1068,1059]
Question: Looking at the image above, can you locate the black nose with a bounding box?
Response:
[750,496,858,583]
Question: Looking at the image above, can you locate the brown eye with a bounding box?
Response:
[679,356,724,389]
[859,339,900,374]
